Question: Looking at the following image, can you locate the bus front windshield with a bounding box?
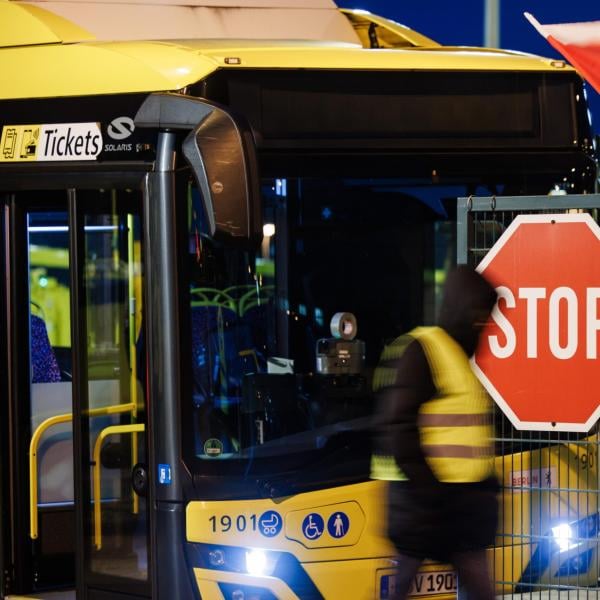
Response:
[182,176,457,493]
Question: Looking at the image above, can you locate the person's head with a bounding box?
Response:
[437,266,497,356]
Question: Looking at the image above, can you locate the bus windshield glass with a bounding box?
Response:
[181,175,461,491]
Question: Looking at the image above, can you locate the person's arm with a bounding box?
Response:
[377,339,439,487]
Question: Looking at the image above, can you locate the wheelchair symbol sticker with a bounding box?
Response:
[258,510,282,537]
[302,513,324,540]
[327,512,350,538]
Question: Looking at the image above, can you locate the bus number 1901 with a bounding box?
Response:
[209,514,258,533]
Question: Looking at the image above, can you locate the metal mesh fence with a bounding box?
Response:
[460,197,600,598]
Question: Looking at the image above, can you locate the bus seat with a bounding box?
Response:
[223,284,255,304]
[191,304,238,400]
[30,314,61,383]
[190,287,236,311]
[238,304,269,369]
[238,285,274,317]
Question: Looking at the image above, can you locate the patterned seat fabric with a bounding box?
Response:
[31,314,61,383]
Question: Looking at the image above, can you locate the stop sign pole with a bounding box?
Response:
[473,213,600,432]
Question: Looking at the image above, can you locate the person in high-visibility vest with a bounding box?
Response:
[372,266,498,600]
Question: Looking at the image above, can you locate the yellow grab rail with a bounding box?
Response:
[29,412,73,539]
[92,422,145,550]
[29,401,137,539]
[127,213,140,517]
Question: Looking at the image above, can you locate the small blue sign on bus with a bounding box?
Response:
[158,463,172,485]
[258,510,282,537]
[327,512,350,538]
[302,513,324,540]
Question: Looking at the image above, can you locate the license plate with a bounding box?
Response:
[380,569,457,598]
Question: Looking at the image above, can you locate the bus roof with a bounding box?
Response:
[2,0,360,45]
[0,0,573,101]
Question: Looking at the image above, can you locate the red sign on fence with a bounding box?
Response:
[474,213,600,432]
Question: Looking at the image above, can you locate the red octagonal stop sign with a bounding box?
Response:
[474,213,600,432]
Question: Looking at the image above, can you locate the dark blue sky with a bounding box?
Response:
[337,0,600,133]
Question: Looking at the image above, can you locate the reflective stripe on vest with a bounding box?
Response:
[412,326,494,483]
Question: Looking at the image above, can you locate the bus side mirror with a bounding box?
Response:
[135,93,261,240]
[182,109,261,240]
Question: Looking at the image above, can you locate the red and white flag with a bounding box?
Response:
[525,12,600,94]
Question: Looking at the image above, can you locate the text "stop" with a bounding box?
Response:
[489,286,600,360]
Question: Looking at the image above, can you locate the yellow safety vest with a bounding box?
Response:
[413,326,494,483]
[371,327,494,483]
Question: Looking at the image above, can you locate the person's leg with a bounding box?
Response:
[452,549,494,600]
[389,554,423,599]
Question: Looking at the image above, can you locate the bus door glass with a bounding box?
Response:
[27,207,74,588]
[2,192,74,595]
[75,188,149,594]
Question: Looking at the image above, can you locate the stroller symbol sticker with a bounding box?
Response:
[258,510,282,537]
[302,513,324,540]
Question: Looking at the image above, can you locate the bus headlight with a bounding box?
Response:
[193,543,276,577]
[245,549,267,576]
[552,523,575,551]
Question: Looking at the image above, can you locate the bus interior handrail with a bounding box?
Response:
[92,423,145,550]
[29,401,137,540]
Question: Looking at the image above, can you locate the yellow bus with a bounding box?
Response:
[0,1,596,599]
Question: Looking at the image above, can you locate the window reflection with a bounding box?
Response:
[28,211,73,510]
[80,191,148,584]
[189,185,273,458]
[186,178,455,469]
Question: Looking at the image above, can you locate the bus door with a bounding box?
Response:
[0,184,149,599]
[0,195,5,595]
[1,191,74,595]
[71,188,150,598]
